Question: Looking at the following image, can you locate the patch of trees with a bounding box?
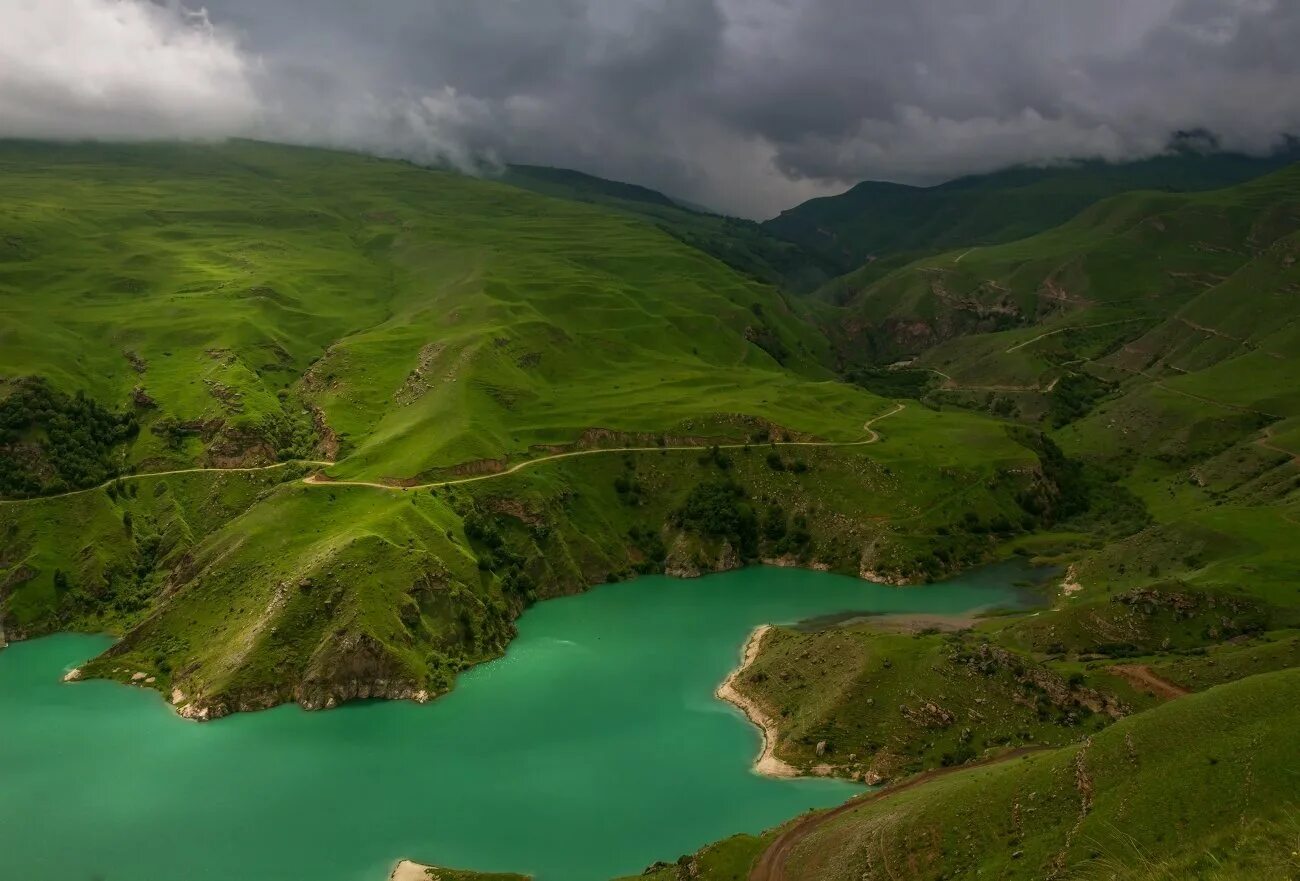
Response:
[762,503,812,557]
[1047,372,1112,427]
[765,451,808,472]
[698,444,733,470]
[257,409,319,460]
[151,417,202,451]
[673,478,759,558]
[627,524,667,573]
[1009,428,1149,536]
[0,378,137,497]
[463,509,536,600]
[844,366,936,399]
[613,460,647,505]
[746,306,791,365]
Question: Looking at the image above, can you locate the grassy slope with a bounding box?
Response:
[822,164,1300,611]
[501,164,834,292]
[1,139,1050,714]
[769,147,1300,276]
[732,622,1120,781]
[629,669,1300,881]
[783,669,1300,881]
[0,139,864,485]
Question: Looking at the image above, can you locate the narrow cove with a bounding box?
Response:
[0,563,1036,881]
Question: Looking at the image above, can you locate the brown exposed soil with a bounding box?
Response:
[1109,664,1190,700]
[308,403,340,461]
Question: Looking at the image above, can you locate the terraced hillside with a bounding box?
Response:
[0,140,1051,717]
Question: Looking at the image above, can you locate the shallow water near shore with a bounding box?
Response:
[0,562,1037,881]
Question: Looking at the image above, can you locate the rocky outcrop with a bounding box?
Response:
[165,634,438,722]
[309,404,339,461]
[204,426,278,469]
[296,632,430,711]
[858,542,917,585]
[664,535,742,579]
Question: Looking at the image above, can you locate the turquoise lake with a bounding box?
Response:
[0,564,1034,881]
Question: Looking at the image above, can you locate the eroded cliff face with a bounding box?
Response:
[167,633,452,721]
[834,295,1028,366]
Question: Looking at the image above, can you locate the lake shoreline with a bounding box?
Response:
[43,559,1047,724]
[715,624,800,778]
[3,568,1015,881]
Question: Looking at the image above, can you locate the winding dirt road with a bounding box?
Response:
[301,403,906,493]
[0,459,336,506]
[1,405,905,503]
[749,746,1047,881]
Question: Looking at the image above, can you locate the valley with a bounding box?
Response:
[1,137,1297,881]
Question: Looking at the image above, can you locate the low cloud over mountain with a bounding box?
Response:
[4,0,1299,216]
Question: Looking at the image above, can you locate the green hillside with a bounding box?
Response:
[761,166,1300,760]
[0,138,866,492]
[2,138,1296,881]
[768,146,1300,276]
[0,139,1053,717]
[621,166,1300,881]
[503,164,834,291]
[636,669,1300,881]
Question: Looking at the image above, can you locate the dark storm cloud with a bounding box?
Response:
[3,0,1299,216]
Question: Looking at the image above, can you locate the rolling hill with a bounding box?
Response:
[0,138,865,490]
[767,144,1300,277]
[502,163,836,292]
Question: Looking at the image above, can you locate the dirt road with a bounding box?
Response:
[3,405,905,503]
[303,403,906,493]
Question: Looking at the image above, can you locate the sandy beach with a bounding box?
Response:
[714,624,798,778]
[388,860,432,881]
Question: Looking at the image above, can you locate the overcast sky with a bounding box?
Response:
[3,0,1299,217]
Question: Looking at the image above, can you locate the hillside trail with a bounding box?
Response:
[1,405,905,503]
[925,366,1061,393]
[1109,664,1190,700]
[0,459,336,506]
[1004,317,1148,354]
[1257,425,1300,466]
[749,746,1048,881]
[302,403,907,492]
